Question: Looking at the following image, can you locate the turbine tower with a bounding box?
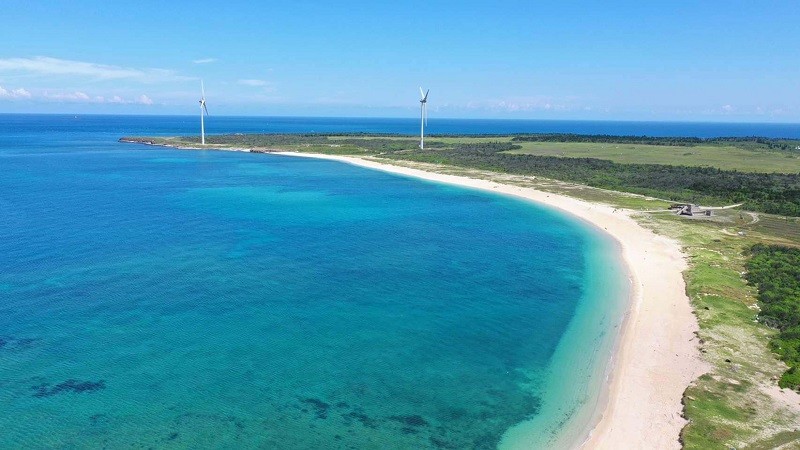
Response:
[199,81,209,145]
[419,87,429,149]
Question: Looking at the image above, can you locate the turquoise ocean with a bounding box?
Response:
[3,114,783,449]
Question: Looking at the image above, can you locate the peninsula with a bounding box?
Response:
[123,133,800,449]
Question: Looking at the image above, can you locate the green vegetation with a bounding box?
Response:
[509,135,800,172]
[506,142,800,173]
[512,133,706,146]
[387,143,800,216]
[666,216,800,449]
[511,133,800,151]
[746,245,800,390]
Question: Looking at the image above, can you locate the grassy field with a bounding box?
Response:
[506,141,800,173]
[123,133,800,448]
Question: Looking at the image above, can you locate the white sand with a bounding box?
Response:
[273,152,707,449]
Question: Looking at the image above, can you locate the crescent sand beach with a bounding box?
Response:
[118,138,711,448]
[268,151,709,449]
[122,132,800,447]
[120,136,800,449]
[119,135,740,447]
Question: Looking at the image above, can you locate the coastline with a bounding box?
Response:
[270,151,706,449]
[124,141,706,448]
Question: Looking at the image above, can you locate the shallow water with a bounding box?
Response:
[0,115,624,448]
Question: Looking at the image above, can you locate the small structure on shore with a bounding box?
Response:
[668,203,712,217]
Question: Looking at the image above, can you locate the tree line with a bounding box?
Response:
[745,244,800,390]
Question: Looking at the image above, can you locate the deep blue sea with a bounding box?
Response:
[2,113,800,139]
[0,114,654,449]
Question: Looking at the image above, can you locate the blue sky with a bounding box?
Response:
[0,1,798,121]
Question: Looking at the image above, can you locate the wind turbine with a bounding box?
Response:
[419,87,429,149]
[199,80,209,145]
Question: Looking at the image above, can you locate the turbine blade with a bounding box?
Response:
[201,80,205,99]
[419,87,425,100]
[424,89,430,102]
[425,104,428,126]
[203,104,209,116]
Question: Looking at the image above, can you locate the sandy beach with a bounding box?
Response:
[124,140,707,447]
[272,151,707,449]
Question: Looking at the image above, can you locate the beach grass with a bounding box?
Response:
[657,216,799,449]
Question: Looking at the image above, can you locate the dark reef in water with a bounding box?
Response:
[0,336,39,350]
[341,410,378,429]
[300,398,330,419]
[429,436,458,449]
[32,379,105,398]
[88,413,110,427]
[389,414,429,427]
[174,412,245,432]
[286,394,537,449]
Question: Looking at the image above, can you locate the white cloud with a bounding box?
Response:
[485,97,570,113]
[40,90,154,105]
[43,90,92,101]
[0,85,32,99]
[11,87,31,98]
[439,96,583,115]
[192,58,217,64]
[0,56,193,83]
[136,94,153,105]
[238,79,268,87]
